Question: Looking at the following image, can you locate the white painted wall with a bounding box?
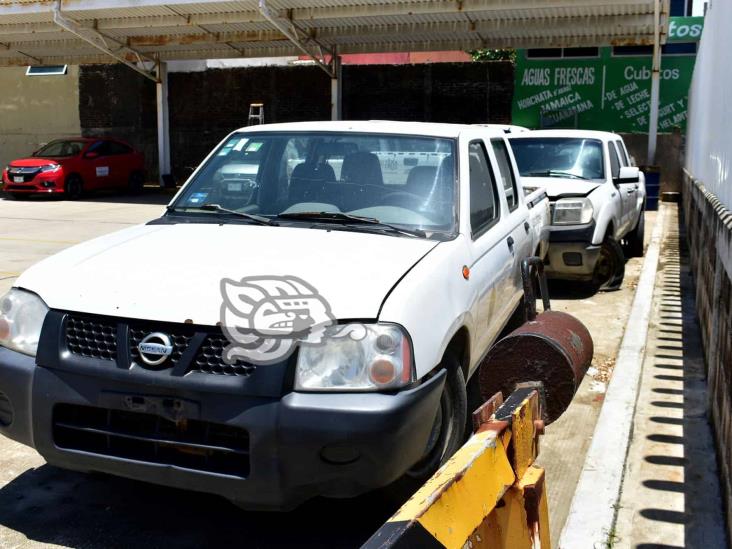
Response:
[685,0,731,209]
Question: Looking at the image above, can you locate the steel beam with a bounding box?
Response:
[258,0,334,77]
[330,53,341,121]
[647,0,663,165]
[51,0,159,82]
[156,60,172,186]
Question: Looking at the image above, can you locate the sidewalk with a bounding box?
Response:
[612,203,727,547]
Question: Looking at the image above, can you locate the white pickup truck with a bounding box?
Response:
[509,130,646,290]
[0,121,548,510]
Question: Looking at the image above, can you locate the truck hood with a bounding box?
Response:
[522,177,602,199]
[16,223,439,325]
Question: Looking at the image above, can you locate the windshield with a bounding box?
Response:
[509,137,605,181]
[170,131,457,237]
[33,140,86,158]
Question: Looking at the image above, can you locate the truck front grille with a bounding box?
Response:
[63,314,256,377]
[65,316,117,361]
[192,334,257,377]
[53,403,250,477]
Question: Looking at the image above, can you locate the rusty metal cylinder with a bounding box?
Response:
[478,309,593,424]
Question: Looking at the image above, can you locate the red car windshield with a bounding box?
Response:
[33,140,86,158]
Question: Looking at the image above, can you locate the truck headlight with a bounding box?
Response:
[0,289,49,356]
[295,323,414,391]
[552,198,593,225]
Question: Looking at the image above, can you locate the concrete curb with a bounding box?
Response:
[558,205,667,549]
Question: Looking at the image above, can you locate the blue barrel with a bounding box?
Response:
[641,166,661,211]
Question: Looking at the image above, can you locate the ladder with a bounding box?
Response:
[248,103,264,125]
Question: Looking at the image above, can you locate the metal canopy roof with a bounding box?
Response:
[0,0,669,68]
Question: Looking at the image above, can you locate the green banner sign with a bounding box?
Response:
[668,16,704,42]
[512,48,697,133]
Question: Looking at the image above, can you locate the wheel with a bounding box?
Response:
[624,210,645,258]
[593,236,625,291]
[128,171,145,194]
[64,175,83,200]
[405,352,467,479]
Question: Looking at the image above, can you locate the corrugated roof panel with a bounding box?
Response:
[0,0,668,67]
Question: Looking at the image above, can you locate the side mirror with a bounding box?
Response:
[85,151,99,159]
[614,166,640,185]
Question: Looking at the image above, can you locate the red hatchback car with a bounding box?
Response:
[2,137,145,199]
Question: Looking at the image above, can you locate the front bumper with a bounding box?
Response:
[0,344,445,510]
[2,172,64,194]
[544,222,601,279]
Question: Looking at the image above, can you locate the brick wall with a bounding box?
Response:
[682,172,732,539]
[78,62,514,180]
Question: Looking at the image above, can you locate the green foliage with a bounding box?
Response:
[470,48,516,63]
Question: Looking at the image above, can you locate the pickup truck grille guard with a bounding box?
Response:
[53,402,250,477]
[63,313,256,377]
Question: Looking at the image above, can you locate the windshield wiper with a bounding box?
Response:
[526,170,590,180]
[168,203,277,226]
[276,211,426,238]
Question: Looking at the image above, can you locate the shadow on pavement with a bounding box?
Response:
[633,208,728,547]
[0,463,397,549]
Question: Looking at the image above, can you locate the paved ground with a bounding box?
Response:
[613,204,727,548]
[0,191,653,548]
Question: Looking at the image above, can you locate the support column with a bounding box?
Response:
[330,54,342,121]
[156,60,171,186]
[647,0,662,165]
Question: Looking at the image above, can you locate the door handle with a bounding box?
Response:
[507,236,515,252]
[627,188,636,194]
[524,221,531,233]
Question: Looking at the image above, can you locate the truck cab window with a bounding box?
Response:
[468,141,500,237]
[491,138,519,212]
[609,143,621,179]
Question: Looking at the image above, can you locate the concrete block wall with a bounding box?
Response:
[620,131,684,193]
[682,172,732,540]
[77,61,515,181]
[78,64,158,178]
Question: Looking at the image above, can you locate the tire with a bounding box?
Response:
[128,171,144,194]
[593,235,625,291]
[624,210,645,258]
[405,353,467,480]
[64,175,83,200]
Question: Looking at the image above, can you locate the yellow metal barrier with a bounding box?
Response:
[363,388,550,549]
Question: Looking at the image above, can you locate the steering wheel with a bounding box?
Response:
[381,190,426,210]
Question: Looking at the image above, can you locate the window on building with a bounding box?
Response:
[613,45,654,56]
[663,43,698,55]
[563,47,600,58]
[526,47,599,59]
[26,65,68,76]
[526,48,563,59]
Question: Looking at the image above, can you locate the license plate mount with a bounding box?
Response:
[99,392,201,422]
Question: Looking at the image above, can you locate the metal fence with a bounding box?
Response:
[685,0,731,210]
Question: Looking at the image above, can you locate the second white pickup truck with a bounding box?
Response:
[0,121,549,510]
[510,129,646,290]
